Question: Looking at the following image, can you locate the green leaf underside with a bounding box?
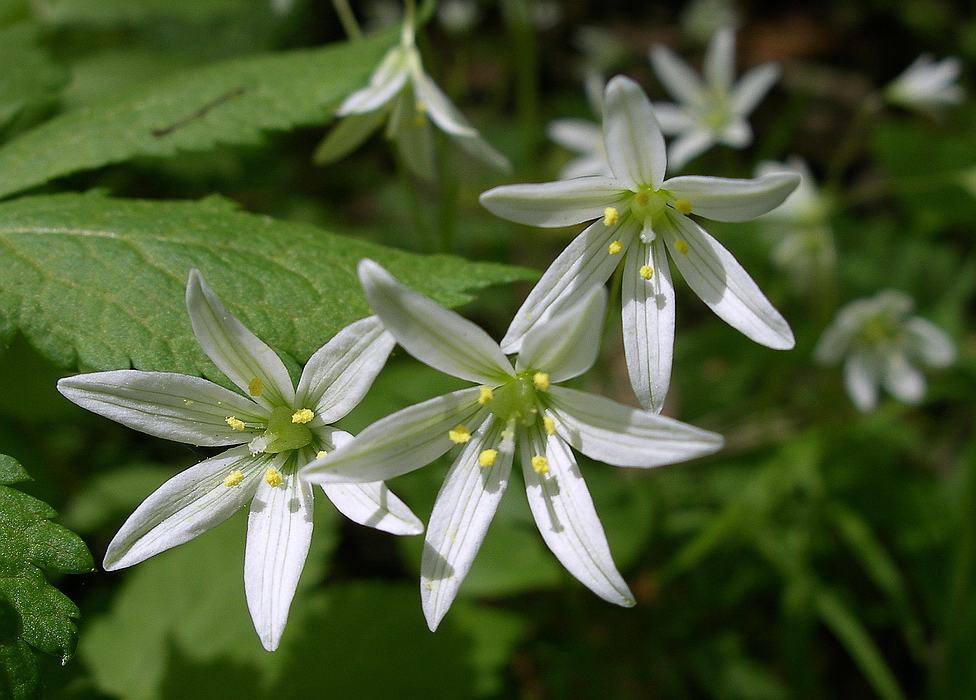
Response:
[0,29,395,200]
[0,456,93,670]
[0,193,535,374]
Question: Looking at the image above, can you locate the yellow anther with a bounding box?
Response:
[264,468,283,487]
[674,240,690,256]
[225,416,245,431]
[248,377,263,397]
[478,386,494,405]
[674,198,692,215]
[449,425,472,444]
[635,190,650,207]
[639,265,654,280]
[543,415,556,436]
[223,470,244,487]
[316,450,328,459]
[608,240,623,255]
[533,372,550,391]
[416,100,427,114]
[531,456,549,474]
[479,449,498,468]
[291,408,314,424]
[603,207,619,226]
[183,399,194,406]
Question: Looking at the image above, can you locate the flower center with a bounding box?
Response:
[628,186,680,237]
[486,372,546,426]
[248,406,313,455]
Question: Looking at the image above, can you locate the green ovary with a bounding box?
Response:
[487,373,542,426]
[256,406,313,454]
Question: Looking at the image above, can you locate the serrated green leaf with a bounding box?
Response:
[0,635,41,700]
[0,193,535,374]
[0,456,29,486]
[0,23,68,129]
[0,29,395,199]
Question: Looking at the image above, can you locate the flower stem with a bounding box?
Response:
[330,0,362,41]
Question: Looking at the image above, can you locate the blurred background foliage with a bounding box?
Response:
[0,0,974,698]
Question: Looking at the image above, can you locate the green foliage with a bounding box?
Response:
[0,455,94,699]
[0,23,67,130]
[0,193,534,373]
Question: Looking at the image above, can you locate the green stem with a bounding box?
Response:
[330,0,362,40]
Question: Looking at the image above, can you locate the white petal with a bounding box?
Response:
[520,426,634,606]
[546,386,724,467]
[103,446,267,570]
[358,260,513,384]
[337,46,411,115]
[704,26,736,90]
[295,316,395,424]
[649,44,704,105]
[422,419,512,631]
[650,102,695,134]
[301,387,485,484]
[516,285,607,382]
[881,352,926,405]
[57,371,265,446]
[451,130,512,173]
[603,75,667,190]
[718,119,752,148]
[314,108,388,165]
[660,214,795,349]
[664,172,800,222]
[621,238,675,412]
[905,317,955,367]
[558,153,612,180]
[244,455,314,652]
[667,130,717,172]
[500,218,637,353]
[730,63,779,116]
[413,71,478,137]
[186,270,295,410]
[479,176,624,227]
[547,118,602,154]
[844,351,880,412]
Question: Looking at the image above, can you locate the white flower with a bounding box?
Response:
[480,75,798,413]
[885,54,964,113]
[755,156,835,292]
[649,26,779,170]
[302,260,724,631]
[814,289,955,412]
[315,15,509,176]
[546,70,612,180]
[57,270,421,651]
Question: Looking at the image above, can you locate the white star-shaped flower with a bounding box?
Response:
[884,54,964,113]
[480,75,798,413]
[649,26,779,170]
[302,259,723,631]
[57,270,421,651]
[316,15,509,176]
[814,289,955,412]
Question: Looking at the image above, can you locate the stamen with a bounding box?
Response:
[316,450,328,459]
[603,207,619,226]
[291,408,314,424]
[478,386,494,405]
[183,399,194,406]
[639,265,654,280]
[674,198,692,215]
[479,449,498,468]
[608,240,623,255]
[674,240,690,256]
[225,416,245,431]
[248,378,263,397]
[533,372,550,391]
[264,468,283,487]
[223,470,244,487]
[531,456,549,474]
[449,425,472,444]
[543,415,556,436]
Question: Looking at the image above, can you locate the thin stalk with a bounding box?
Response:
[330,0,362,40]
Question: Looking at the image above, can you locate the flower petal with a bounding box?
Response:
[103,446,267,570]
[667,130,717,172]
[57,371,265,446]
[905,317,955,368]
[547,118,602,154]
[422,419,512,631]
[479,176,624,228]
[500,218,637,353]
[295,316,395,424]
[660,214,795,349]
[730,63,779,116]
[844,351,880,412]
[186,270,295,410]
[301,387,485,484]
[413,71,478,137]
[521,425,634,607]
[718,119,752,148]
[650,102,695,134]
[516,285,607,382]
[337,46,410,115]
[451,130,512,173]
[603,75,667,190]
[546,386,724,467]
[244,454,313,652]
[648,44,704,106]
[704,26,736,91]
[881,352,926,405]
[621,238,675,413]
[358,260,513,384]
[664,172,800,222]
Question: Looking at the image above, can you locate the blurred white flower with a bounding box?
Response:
[437,0,479,33]
[885,54,964,113]
[546,70,611,179]
[649,26,779,170]
[680,0,739,44]
[815,289,955,412]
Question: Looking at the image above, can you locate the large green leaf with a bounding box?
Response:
[0,193,535,374]
[0,23,68,130]
[0,29,394,199]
